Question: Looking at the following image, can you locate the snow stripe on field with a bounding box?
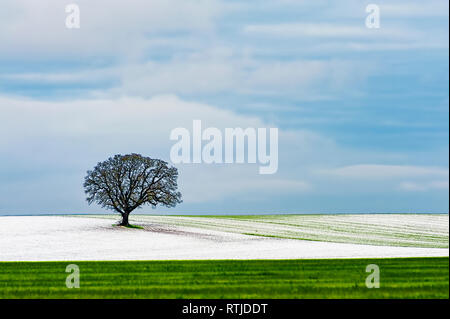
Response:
[86,214,449,248]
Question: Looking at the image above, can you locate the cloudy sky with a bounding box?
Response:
[0,0,448,215]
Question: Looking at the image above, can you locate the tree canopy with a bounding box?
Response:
[84,154,182,226]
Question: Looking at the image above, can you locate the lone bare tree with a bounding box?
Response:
[84,154,182,226]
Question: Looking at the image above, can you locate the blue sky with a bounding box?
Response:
[0,0,448,215]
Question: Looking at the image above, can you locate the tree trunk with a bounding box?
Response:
[120,212,130,226]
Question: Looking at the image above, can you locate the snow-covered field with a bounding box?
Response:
[90,213,449,248]
[0,215,448,261]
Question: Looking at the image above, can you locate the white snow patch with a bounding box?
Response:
[0,216,447,261]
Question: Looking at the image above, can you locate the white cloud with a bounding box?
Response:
[0,0,224,58]
[399,181,449,192]
[1,52,370,99]
[111,55,370,98]
[1,0,447,61]
[318,164,449,195]
[243,23,415,39]
[180,165,311,203]
[321,164,449,179]
[381,2,449,17]
[2,0,444,103]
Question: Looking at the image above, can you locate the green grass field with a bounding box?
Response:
[0,257,448,299]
